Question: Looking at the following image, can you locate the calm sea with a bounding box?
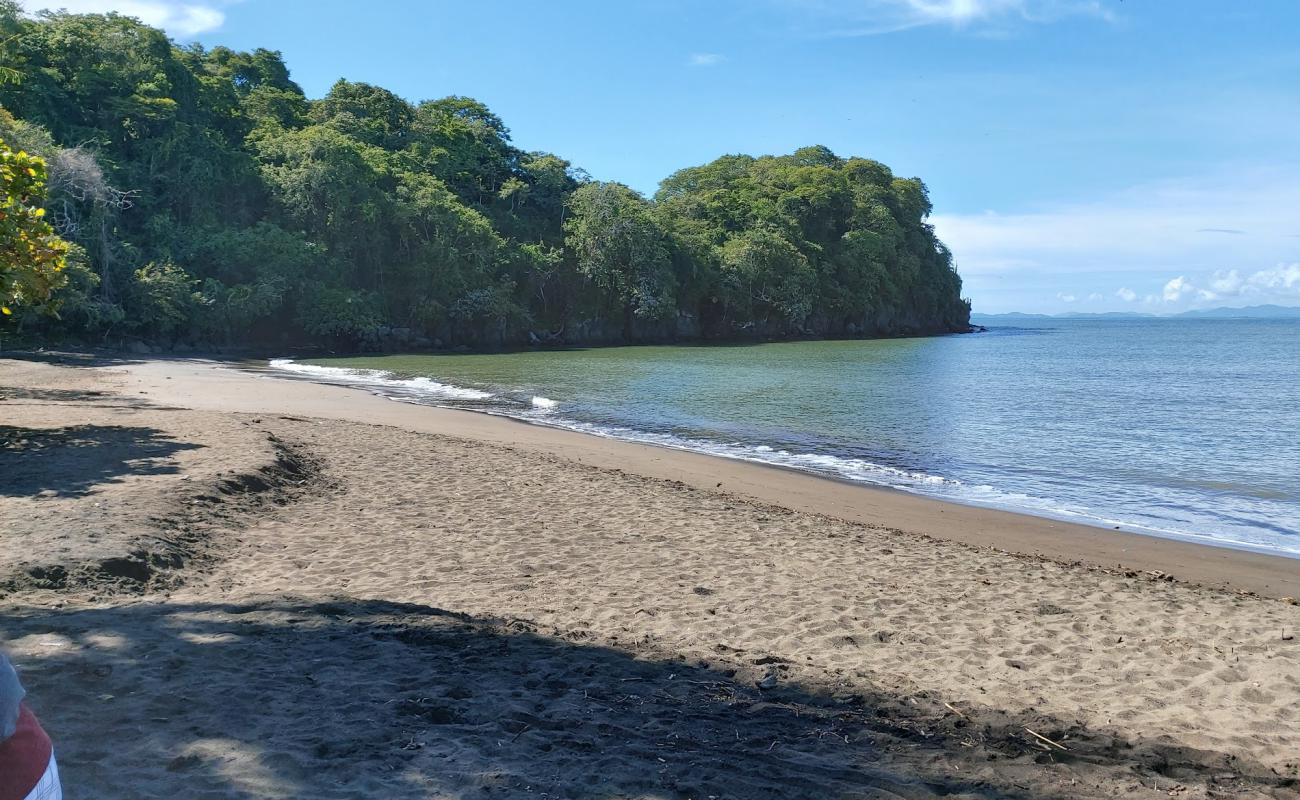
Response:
[271,318,1300,557]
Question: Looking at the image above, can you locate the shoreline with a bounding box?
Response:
[260,353,1300,565]
[454,395,1299,563]
[131,356,1298,598]
[4,352,1299,797]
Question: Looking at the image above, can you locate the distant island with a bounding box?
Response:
[0,9,969,350]
[971,304,1300,324]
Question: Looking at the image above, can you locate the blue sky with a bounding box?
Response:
[24,0,1300,313]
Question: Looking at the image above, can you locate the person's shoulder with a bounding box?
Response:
[0,652,26,741]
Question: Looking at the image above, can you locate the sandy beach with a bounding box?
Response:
[1,353,1297,799]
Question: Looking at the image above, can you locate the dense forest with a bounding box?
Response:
[0,5,970,350]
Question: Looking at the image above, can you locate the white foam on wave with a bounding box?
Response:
[268,358,493,400]
[265,358,1300,558]
[523,416,969,495]
[488,413,1300,557]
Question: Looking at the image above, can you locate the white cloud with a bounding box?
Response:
[21,0,227,36]
[1204,264,1300,298]
[932,167,1300,280]
[686,53,726,67]
[1056,292,1077,303]
[1163,275,1193,303]
[1087,292,1102,302]
[1209,270,1244,295]
[934,165,1300,312]
[1142,264,1300,309]
[1247,263,1300,293]
[796,0,1114,36]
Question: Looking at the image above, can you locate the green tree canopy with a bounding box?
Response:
[0,141,67,316]
[0,8,968,348]
[565,182,674,329]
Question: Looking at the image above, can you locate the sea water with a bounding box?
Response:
[269,318,1300,557]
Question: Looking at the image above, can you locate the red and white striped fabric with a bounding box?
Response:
[19,756,59,800]
[0,705,57,800]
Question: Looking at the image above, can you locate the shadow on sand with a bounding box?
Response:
[0,424,203,497]
[1,597,1289,800]
[0,350,154,368]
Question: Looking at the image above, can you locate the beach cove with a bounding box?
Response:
[1,354,1297,799]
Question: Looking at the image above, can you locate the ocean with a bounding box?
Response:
[269,318,1300,557]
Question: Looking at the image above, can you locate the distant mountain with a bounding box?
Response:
[969,312,1055,322]
[970,311,1152,323]
[972,304,1300,323]
[1174,304,1300,319]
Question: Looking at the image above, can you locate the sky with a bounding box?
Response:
[21,0,1300,313]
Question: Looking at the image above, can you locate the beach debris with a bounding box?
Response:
[1023,727,1069,751]
[756,672,778,690]
[1283,629,1294,641]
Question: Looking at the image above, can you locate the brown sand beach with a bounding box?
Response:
[1,353,1297,799]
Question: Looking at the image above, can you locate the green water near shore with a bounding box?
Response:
[278,318,1300,556]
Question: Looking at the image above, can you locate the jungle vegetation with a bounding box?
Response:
[0,5,970,349]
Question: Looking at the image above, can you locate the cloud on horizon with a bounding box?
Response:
[1167,264,1300,305]
[935,166,1300,312]
[20,0,228,36]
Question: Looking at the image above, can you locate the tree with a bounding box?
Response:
[126,260,199,338]
[653,146,968,337]
[411,96,518,206]
[315,80,414,149]
[254,124,393,275]
[0,141,67,316]
[0,8,969,348]
[719,228,816,327]
[565,182,674,332]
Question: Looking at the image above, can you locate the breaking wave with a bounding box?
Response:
[267,358,493,400]
[266,357,1300,557]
